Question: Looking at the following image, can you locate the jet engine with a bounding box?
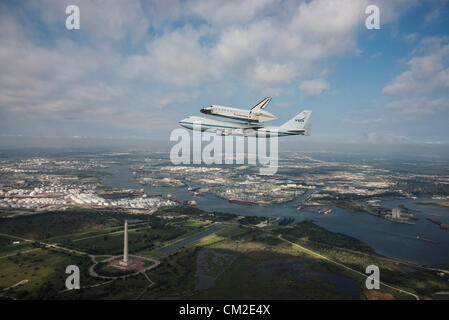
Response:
[216,129,231,136]
[232,128,244,136]
[244,129,257,137]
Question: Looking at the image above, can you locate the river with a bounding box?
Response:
[100,164,449,266]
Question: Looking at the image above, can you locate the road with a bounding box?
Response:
[278,234,420,300]
[3,279,29,291]
[315,242,449,275]
[218,222,422,299]
[72,224,152,242]
[88,254,160,280]
[222,221,449,278]
[135,272,155,300]
[0,231,162,294]
[0,222,435,300]
[0,248,41,260]
[0,232,33,242]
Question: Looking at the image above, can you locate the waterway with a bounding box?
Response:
[101,164,449,266]
[156,226,223,254]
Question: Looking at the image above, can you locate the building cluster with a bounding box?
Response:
[323,185,388,196]
[135,165,309,205]
[0,158,107,173]
[0,186,177,211]
[384,207,415,225]
[2,151,449,216]
[0,157,178,214]
[0,196,68,210]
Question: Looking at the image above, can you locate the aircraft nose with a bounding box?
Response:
[200,106,212,114]
[178,118,189,127]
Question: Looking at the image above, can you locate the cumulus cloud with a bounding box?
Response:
[0,0,419,137]
[29,0,150,44]
[383,37,449,95]
[120,27,216,86]
[386,97,449,115]
[252,63,298,85]
[213,0,366,78]
[187,0,274,26]
[0,14,189,132]
[299,79,330,96]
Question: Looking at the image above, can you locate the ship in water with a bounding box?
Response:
[166,194,181,203]
[426,218,449,230]
[229,199,255,206]
[416,236,439,244]
[318,207,332,215]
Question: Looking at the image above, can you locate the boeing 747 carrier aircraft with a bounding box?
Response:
[179,110,312,137]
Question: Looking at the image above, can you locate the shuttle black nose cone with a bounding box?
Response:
[200,108,211,114]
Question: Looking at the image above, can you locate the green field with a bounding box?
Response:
[0,247,99,299]
[0,207,448,300]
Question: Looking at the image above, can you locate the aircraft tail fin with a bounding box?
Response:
[279,110,312,132]
[250,97,271,112]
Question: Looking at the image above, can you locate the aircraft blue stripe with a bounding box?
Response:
[179,121,239,129]
[178,121,299,135]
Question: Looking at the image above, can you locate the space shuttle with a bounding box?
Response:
[200,97,277,123]
[180,97,312,137]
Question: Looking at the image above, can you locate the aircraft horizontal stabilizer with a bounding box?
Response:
[303,123,311,136]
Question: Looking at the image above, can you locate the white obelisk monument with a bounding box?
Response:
[120,220,129,266]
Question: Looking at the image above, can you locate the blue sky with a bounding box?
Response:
[0,0,448,143]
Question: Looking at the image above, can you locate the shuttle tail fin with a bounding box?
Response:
[250,97,271,113]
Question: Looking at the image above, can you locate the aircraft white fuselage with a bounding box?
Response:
[200,105,277,123]
[200,97,276,123]
[179,110,312,137]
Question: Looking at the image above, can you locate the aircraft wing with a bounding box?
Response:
[245,123,264,129]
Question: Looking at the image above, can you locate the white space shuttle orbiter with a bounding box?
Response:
[200,97,277,123]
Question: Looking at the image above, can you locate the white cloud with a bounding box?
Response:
[403,33,418,43]
[187,0,274,26]
[29,0,150,43]
[424,1,447,24]
[123,0,398,92]
[120,27,215,86]
[383,37,449,95]
[0,12,191,130]
[209,0,378,90]
[252,63,297,85]
[386,97,449,115]
[363,132,412,144]
[299,79,330,96]
[0,0,420,137]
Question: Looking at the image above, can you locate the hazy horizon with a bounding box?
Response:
[1,135,449,162]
